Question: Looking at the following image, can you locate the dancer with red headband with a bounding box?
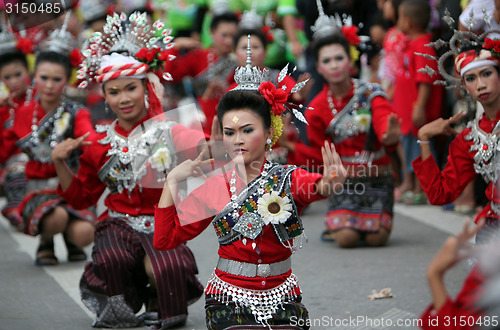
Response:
[52,12,205,328]
[413,33,500,244]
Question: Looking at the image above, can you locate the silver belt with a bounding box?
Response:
[108,210,155,234]
[341,149,386,165]
[5,153,29,167]
[216,257,291,278]
[26,177,59,192]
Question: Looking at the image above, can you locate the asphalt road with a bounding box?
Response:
[0,198,473,330]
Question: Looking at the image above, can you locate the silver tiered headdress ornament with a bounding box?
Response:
[211,0,231,16]
[0,13,18,56]
[311,0,341,40]
[77,12,175,88]
[232,35,269,91]
[38,10,76,56]
[231,35,310,146]
[418,9,500,89]
[239,0,263,30]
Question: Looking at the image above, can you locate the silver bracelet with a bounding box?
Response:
[417,140,430,145]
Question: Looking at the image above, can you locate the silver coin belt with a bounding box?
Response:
[108,210,155,234]
[205,272,301,326]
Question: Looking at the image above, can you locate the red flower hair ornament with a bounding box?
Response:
[341,26,361,46]
[257,63,310,124]
[16,37,34,55]
[258,81,288,116]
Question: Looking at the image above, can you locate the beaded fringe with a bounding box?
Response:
[205,273,301,327]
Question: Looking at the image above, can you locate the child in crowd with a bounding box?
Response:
[392,0,443,205]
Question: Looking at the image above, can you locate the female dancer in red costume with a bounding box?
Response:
[2,15,96,266]
[53,12,205,328]
[154,44,347,328]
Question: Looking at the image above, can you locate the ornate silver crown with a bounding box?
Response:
[212,0,231,16]
[38,10,76,55]
[417,9,500,89]
[80,0,108,23]
[0,14,18,56]
[232,35,269,91]
[78,12,175,88]
[239,0,263,30]
[311,0,341,40]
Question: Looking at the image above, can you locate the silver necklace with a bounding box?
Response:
[326,79,361,116]
[30,100,65,148]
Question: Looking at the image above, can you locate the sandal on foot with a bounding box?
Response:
[35,240,58,266]
[401,191,414,204]
[63,234,87,262]
[320,229,335,242]
[405,193,427,205]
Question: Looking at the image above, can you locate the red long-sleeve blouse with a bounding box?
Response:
[2,100,94,180]
[154,166,324,291]
[288,83,397,169]
[412,112,500,222]
[57,115,205,218]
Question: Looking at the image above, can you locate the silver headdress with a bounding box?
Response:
[231,35,310,127]
[77,12,175,88]
[38,10,76,55]
[232,35,269,91]
[80,0,108,23]
[418,9,500,89]
[0,14,18,56]
[211,0,231,16]
[239,0,263,30]
[311,0,341,40]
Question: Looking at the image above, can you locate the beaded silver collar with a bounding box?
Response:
[464,117,500,184]
[97,120,176,194]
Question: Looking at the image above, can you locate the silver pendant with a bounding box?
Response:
[233,212,263,240]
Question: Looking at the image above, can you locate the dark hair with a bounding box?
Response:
[210,11,239,31]
[234,28,268,50]
[86,14,107,26]
[35,51,72,79]
[217,90,271,129]
[0,51,28,72]
[400,0,430,31]
[311,33,351,62]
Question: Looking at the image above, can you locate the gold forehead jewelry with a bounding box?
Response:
[232,116,239,123]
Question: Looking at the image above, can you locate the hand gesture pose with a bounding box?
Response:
[418,111,467,141]
[381,113,401,146]
[316,141,347,196]
[167,149,214,184]
[51,132,92,162]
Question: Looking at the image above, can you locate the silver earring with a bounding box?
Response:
[225,152,229,160]
[104,101,110,113]
[266,138,272,153]
[144,93,149,108]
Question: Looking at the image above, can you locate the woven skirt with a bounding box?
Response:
[205,294,309,329]
[81,217,204,329]
[325,174,394,233]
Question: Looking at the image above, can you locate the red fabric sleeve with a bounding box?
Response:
[154,178,218,250]
[412,132,476,205]
[419,267,485,330]
[73,108,97,142]
[163,48,206,83]
[287,106,328,168]
[56,146,106,210]
[290,168,325,210]
[370,95,398,151]
[171,124,208,160]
